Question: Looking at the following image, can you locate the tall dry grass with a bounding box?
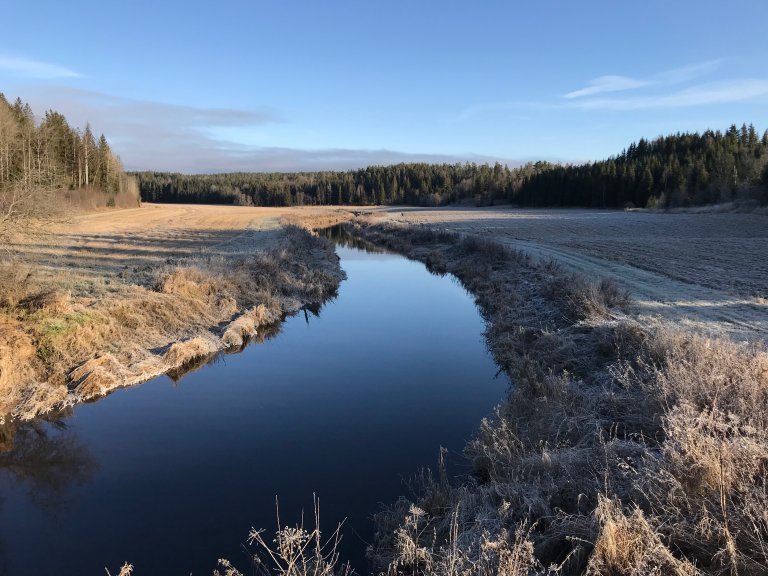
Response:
[0,225,344,422]
[354,222,768,575]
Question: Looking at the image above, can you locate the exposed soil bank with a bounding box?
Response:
[0,210,351,423]
[349,221,768,575]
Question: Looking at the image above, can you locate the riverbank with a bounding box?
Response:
[367,206,768,340]
[350,220,768,575]
[0,205,351,422]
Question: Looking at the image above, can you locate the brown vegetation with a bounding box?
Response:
[0,214,346,423]
[352,222,768,575]
[368,206,768,340]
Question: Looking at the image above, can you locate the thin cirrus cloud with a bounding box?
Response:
[458,60,766,118]
[569,79,768,111]
[20,86,283,170]
[0,55,82,79]
[563,59,723,99]
[563,75,649,99]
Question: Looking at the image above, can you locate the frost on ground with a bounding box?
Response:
[370,206,768,341]
[352,220,768,576]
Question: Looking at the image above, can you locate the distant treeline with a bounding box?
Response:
[0,93,136,205]
[134,124,768,208]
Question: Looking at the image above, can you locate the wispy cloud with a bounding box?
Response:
[0,55,81,78]
[458,59,767,119]
[653,59,724,84]
[564,75,648,99]
[570,79,768,110]
[563,59,722,100]
[19,86,282,169]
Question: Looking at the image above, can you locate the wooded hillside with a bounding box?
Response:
[135,124,768,208]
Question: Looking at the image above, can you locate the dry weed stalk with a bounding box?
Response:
[105,562,134,576]
[216,496,353,576]
[355,222,768,575]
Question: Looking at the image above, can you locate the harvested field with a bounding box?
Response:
[352,220,768,575]
[366,206,768,341]
[7,204,351,288]
[0,204,352,421]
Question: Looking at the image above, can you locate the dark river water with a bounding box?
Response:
[0,237,508,575]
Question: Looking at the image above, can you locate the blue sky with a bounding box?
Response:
[1,0,766,172]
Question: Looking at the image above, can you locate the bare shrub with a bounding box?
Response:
[216,497,352,576]
[0,183,64,244]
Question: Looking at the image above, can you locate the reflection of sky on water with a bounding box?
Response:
[0,241,507,575]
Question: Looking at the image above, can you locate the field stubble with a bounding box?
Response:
[369,206,768,341]
[0,204,352,422]
[350,219,768,575]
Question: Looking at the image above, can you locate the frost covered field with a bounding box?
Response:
[375,206,768,340]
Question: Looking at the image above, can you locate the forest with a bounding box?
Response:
[134,124,768,209]
[0,93,136,215]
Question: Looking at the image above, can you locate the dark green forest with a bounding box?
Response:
[135,124,768,208]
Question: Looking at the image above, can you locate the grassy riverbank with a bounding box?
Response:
[0,206,350,422]
[350,221,768,575]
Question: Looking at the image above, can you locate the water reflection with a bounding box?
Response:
[0,239,507,575]
[317,224,389,253]
[0,419,95,508]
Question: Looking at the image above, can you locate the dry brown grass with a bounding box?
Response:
[0,221,344,422]
[355,222,768,575]
[586,496,698,575]
[222,304,280,348]
[280,209,354,231]
[163,336,220,368]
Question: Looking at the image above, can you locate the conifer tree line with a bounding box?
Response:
[135,124,768,208]
[0,93,131,201]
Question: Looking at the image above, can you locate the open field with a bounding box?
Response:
[8,204,351,288]
[368,206,768,341]
[351,220,768,575]
[0,204,351,421]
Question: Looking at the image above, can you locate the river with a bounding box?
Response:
[0,234,508,575]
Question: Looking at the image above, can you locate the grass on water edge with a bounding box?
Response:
[0,224,345,423]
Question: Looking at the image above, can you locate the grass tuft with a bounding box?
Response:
[356,221,768,575]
